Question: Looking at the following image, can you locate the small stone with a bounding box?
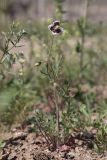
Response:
[66,151,75,159]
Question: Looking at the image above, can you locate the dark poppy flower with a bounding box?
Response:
[48,20,64,35]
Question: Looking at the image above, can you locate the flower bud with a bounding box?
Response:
[34,62,41,67]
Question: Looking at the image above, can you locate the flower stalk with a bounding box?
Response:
[53,83,60,148]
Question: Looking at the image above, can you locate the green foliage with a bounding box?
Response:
[0,140,5,149]
[0,0,107,152]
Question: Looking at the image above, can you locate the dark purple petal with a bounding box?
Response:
[54,28,62,33]
[53,20,60,26]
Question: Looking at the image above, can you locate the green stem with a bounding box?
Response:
[21,63,24,85]
[80,31,85,72]
[48,35,54,58]
[35,118,51,146]
[47,35,60,148]
[0,53,5,64]
[80,0,89,76]
[53,85,60,148]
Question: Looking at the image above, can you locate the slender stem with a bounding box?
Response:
[8,41,19,51]
[53,85,60,148]
[0,38,21,64]
[46,35,60,148]
[21,63,24,85]
[80,32,85,72]
[80,0,89,76]
[48,35,54,58]
[49,35,60,148]
[84,0,89,22]
[0,53,5,64]
[35,118,51,146]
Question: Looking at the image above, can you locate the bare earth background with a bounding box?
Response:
[1,0,107,22]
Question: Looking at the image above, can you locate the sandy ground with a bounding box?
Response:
[0,129,107,160]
